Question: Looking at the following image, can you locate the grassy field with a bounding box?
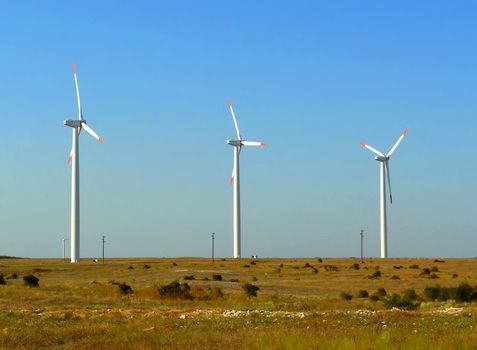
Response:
[1,257,477,349]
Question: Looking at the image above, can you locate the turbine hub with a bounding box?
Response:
[227,140,242,147]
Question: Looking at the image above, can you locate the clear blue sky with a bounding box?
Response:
[0,1,476,258]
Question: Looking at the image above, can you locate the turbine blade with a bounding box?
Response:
[229,167,235,187]
[72,64,83,121]
[386,128,409,157]
[241,141,266,147]
[359,141,384,157]
[67,148,73,166]
[82,123,104,143]
[385,161,393,204]
[228,98,242,140]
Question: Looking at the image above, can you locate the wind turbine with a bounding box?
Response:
[360,128,409,258]
[64,64,103,263]
[226,98,266,259]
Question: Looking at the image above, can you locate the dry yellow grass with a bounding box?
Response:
[1,257,477,349]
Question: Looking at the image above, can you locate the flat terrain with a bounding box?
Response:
[1,257,477,349]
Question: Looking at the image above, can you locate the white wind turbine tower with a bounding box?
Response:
[360,128,409,258]
[226,98,266,259]
[64,64,104,263]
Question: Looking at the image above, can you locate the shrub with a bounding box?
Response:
[369,294,380,301]
[456,283,475,302]
[376,288,387,296]
[409,264,419,269]
[428,273,439,279]
[127,266,134,270]
[430,266,439,272]
[383,293,419,310]
[0,274,5,285]
[357,290,369,298]
[452,274,458,278]
[183,275,195,280]
[368,270,381,279]
[317,258,323,263]
[340,292,353,301]
[171,262,177,266]
[420,268,431,276]
[403,289,419,301]
[118,282,133,295]
[243,265,250,268]
[279,263,284,268]
[159,281,192,299]
[250,261,257,265]
[229,279,239,283]
[23,274,39,287]
[6,273,17,280]
[351,263,360,270]
[144,264,151,269]
[252,276,258,281]
[242,283,260,297]
[434,259,445,263]
[212,274,223,281]
[393,265,403,270]
[424,285,442,301]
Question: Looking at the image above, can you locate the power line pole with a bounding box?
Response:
[211,232,215,263]
[360,229,365,263]
[102,235,106,264]
[62,238,69,260]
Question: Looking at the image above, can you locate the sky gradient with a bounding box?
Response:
[0,1,476,258]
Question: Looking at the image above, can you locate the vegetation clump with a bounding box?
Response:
[242,283,260,297]
[304,262,319,273]
[340,292,353,300]
[409,264,419,269]
[368,270,381,279]
[159,281,192,300]
[183,275,195,280]
[0,274,6,285]
[23,274,39,287]
[6,273,18,280]
[357,290,369,298]
[212,274,223,281]
[351,263,360,270]
[118,282,133,295]
[383,293,419,310]
[144,264,151,269]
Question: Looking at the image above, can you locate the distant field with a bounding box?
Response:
[1,257,477,349]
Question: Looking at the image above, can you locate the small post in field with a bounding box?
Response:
[211,232,215,263]
[360,229,365,263]
[102,235,106,264]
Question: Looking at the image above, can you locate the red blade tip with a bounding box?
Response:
[359,140,366,147]
[403,128,409,136]
[260,142,267,146]
[227,98,232,107]
[67,155,72,166]
[229,176,234,186]
[72,64,77,74]
[99,137,104,144]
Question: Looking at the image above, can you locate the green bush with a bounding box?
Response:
[212,274,223,281]
[456,283,475,302]
[409,264,419,269]
[23,274,39,287]
[357,290,369,298]
[376,288,387,296]
[369,294,380,301]
[351,263,360,270]
[340,292,353,301]
[368,270,381,279]
[383,293,419,310]
[0,274,5,285]
[118,282,133,295]
[403,289,419,301]
[242,283,260,297]
[159,281,192,299]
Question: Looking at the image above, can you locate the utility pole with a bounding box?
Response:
[360,229,365,263]
[211,232,215,263]
[102,235,106,264]
[62,238,69,260]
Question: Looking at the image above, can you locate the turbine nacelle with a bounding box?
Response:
[227,140,242,147]
[64,119,84,128]
[374,156,389,162]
